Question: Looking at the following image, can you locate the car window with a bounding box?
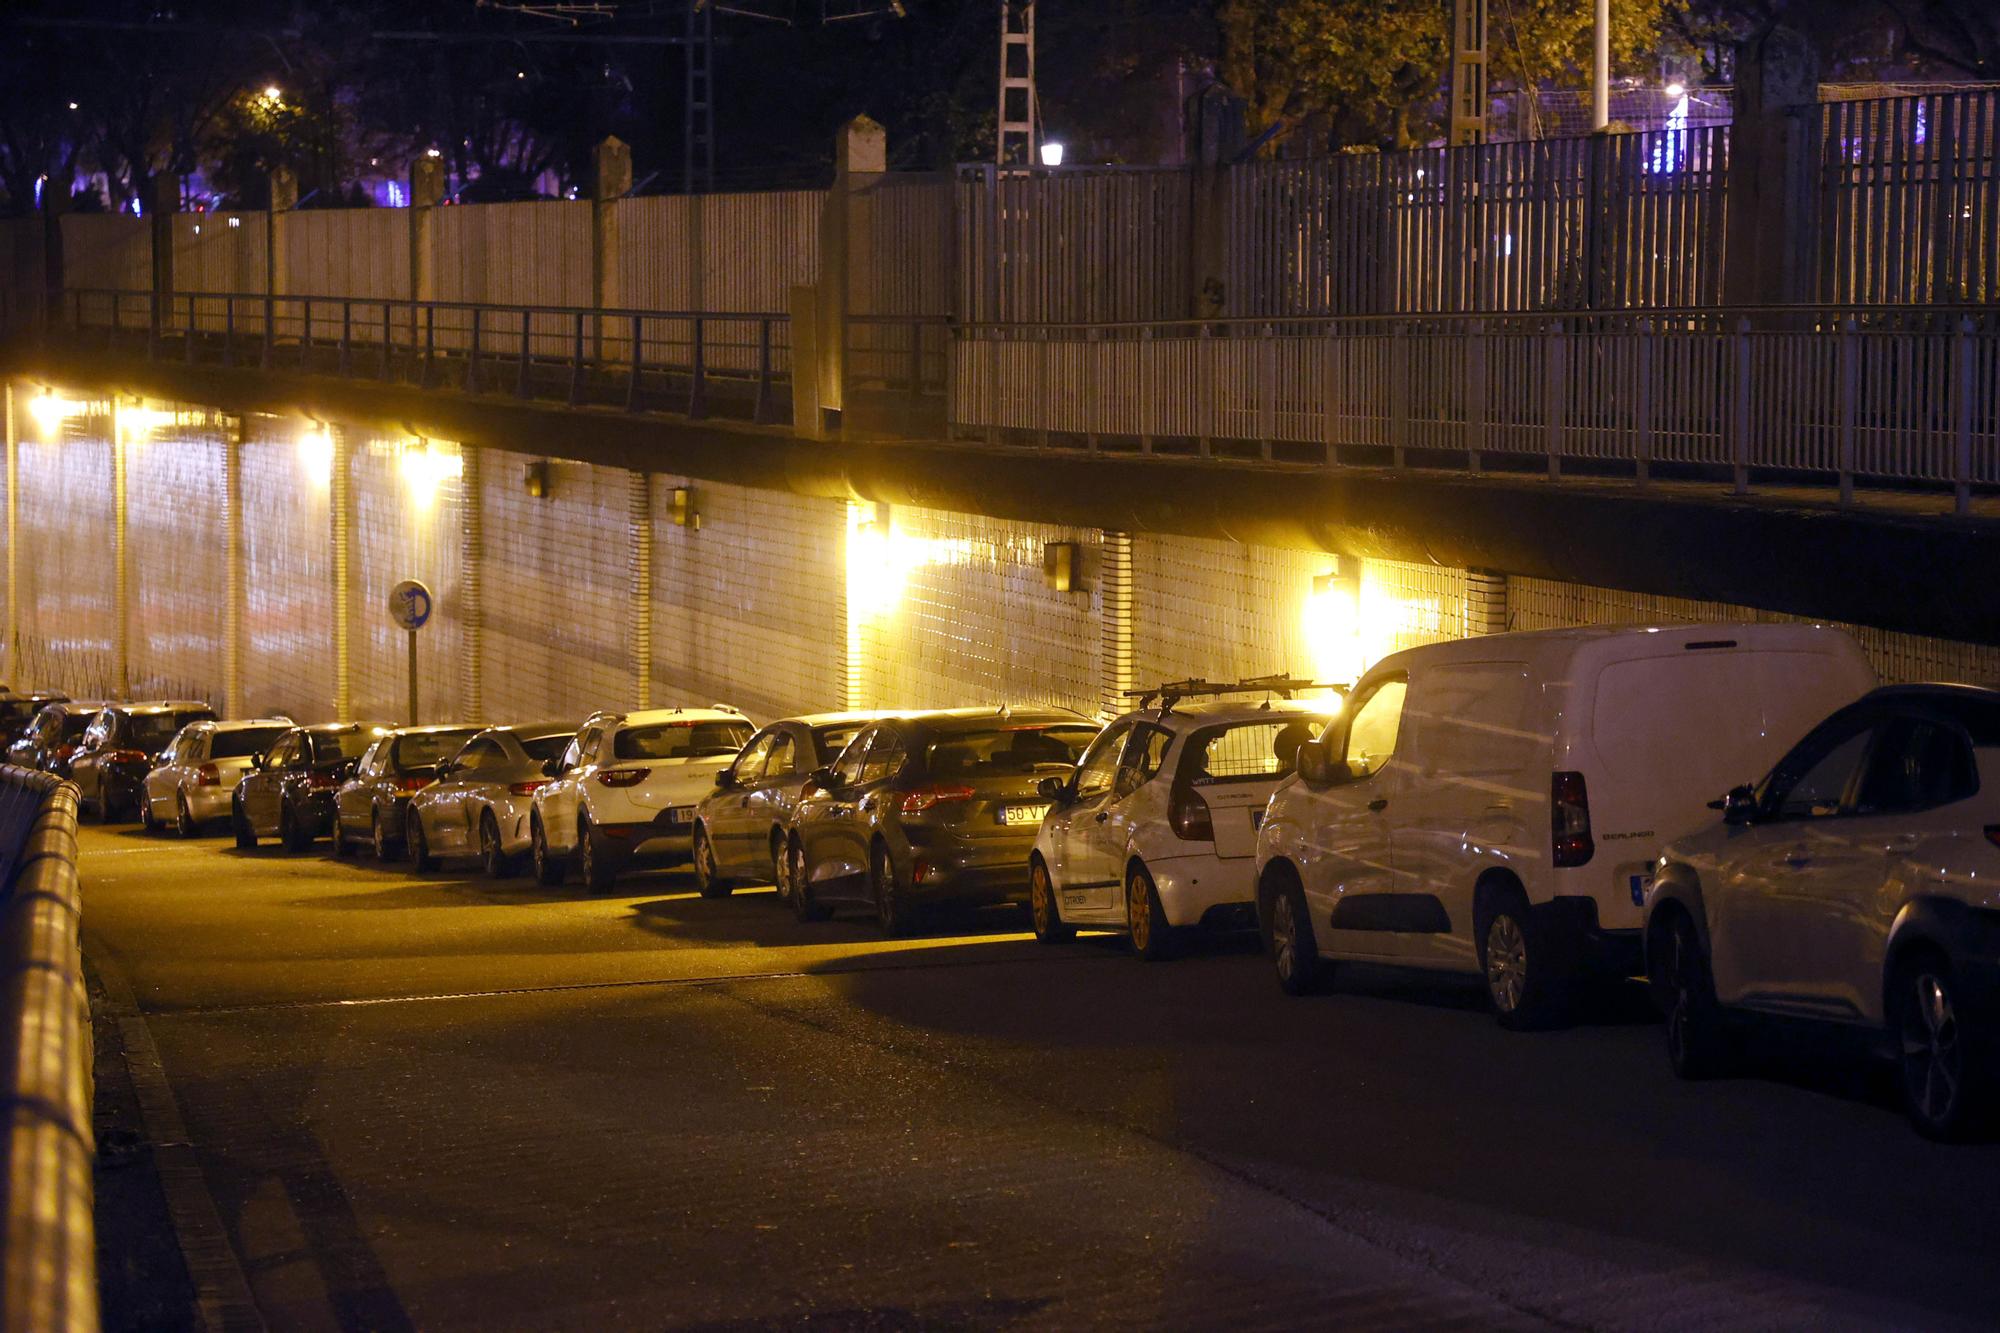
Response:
[458,739,506,773]
[926,725,1095,780]
[731,733,776,783]
[764,732,799,777]
[212,726,288,760]
[1115,725,1173,796]
[1768,725,1873,819]
[861,730,907,784]
[832,729,875,786]
[1185,717,1329,786]
[1854,717,1978,815]
[614,720,754,761]
[1341,679,1407,779]
[62,713,96,740]
[521,734,573,765]
[812,725,865,765]
[266,734,297,767]
[1072,723,1132,800]
[310,730,376,763]
[393,731,475,772]
[563,724,600,772]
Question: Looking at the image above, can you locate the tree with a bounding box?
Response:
[1669,0,1997,82]
[1217,0,1669,152]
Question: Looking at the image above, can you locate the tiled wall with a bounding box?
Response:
[239,419,333,721]
[127,417,226,701]
[14,407,116,694]
[347,438,466,726]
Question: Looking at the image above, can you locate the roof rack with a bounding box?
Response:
[1125,674,1346,714]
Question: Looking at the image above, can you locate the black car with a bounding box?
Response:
[331,724,481,860]
[691,710,892,898]
[8,700,111,777]
[786,708,1097,934]
[233,722,390,851]
[72,701,217,821]
[0,690,69,748]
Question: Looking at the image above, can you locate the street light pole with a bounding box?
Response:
[1592,0,1610,131]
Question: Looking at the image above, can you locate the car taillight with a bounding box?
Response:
[308,771,341,790]
[1168,786,1214,841]
[900,784,974,814]
[1552,771,1594,867]
[509,780,549,797]
[52,744,76,763]
[595,768,648,788]
[109,749,150,765]
[193,763,221,787]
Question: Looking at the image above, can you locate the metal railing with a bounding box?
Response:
[950,308,2000,513]
[0,768,95,1333]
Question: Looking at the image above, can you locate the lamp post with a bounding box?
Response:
[1592,0,1610,131]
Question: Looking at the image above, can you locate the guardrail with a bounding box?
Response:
[0,767,95,1333]
[949,308,2000,513]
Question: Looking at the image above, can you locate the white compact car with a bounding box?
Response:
[141,718,295,837]
[532,706,755,891]
[1646,683,2000,1140]
[1256,624,1877,1026]
[1030,682,1338,959]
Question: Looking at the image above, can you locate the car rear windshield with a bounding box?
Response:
[924,725,1095,778]
[309,731,377,763]
[813,725,868,762]
[0,700,44,722]
[59,713,96,739]
[522,734,575,764]
[210,726,289,760]
[1185,718,1329,785]
[614,721,752,760]
[130,710,214,748]
[393,731,477,771]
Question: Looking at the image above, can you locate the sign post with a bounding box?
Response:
[387,579,433,726]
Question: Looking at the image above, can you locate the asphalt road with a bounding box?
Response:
[80,823,2000,1332]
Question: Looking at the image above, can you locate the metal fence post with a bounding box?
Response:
[1954,316,1975,516]
[466,306,482,394]
[1321,328,1338,466]
[688,317,708,419]
[1731,315,1752,495]
[1837,316,1857,506]
[753,318,775,425]
[1544,318,1564,481]
[1391,321,1409,469]
[184,295,197,365]
[261,291,275,370]
[380,303,393,381]
[626,313,644,413]
[1196,322,1213,459]
[1635,318,1653,488]
[1258,321,1277,460]
[147,289,160,361]
[1038,327,1052,449]
[423,304,436,388]
[907,318,925,426]
[1139,325,1154,455]
[1084,325,1099,453]
[1466,318,1486,472]
[569,311,586,406]
[339,301,352,379]
[517,311,533,399]
[299,298,313,371]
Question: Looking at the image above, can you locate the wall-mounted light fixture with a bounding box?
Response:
[1044,541,1080,593]
[669,485,699,530]
[523,460,550,498]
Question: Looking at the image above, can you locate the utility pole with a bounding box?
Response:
[685,0,716,193]
[1447,0,1488,146]
[997,0,1037,166]
[1592,0,1610,131]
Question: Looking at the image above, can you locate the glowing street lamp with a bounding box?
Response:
[1039,140,1065,167]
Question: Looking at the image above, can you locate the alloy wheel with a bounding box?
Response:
[176,792,196,839]
[1127,873,1151,953]
[1902,969,1963,1131]
[1271,891,1299,982]
[1485,913,1529,1014]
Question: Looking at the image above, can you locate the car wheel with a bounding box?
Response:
[531,816,566,887]
[692,824,731,898]
[1895,951,1991,1141]
[1029,858,1074,944]
[1127,865,1178,961]
[279,800,312,853]
[871,841,914,937]
[1479,899,1561,1030]
[769,831,788,896]
[788,840,829,923]
[406,809,437,872]
[175,791,198,839]
[579,817,616,893]
[232,795,257,850]
[331,814,353,858]
[1658,911,1730,1080]
[372,806,400,862]
[480,811,516,880]
[139,791,160,835]
[1266,876,1328,995]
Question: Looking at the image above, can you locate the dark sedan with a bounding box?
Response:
[8,700,111,777]
[0,691,69,748]
[233,722,391,851]
[786,708,1096,934]
[692,710,893,898]
[332,724,482,860]
[72,701,217,821]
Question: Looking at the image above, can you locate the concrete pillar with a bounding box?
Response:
[1466,569,1508,636]
[4,384,16,683]
[223,419,243,719]
[330,427,352,722]
[1098,531,1134,720]
[111,399,129,695]
[148,175,178,306]
[630,470,653,709]
[816,115,886,434]
[409,157,446,307]
[460,446,484,724]
[592,137,631,361]
[1723,25,1818,306]
[267,166,297,344]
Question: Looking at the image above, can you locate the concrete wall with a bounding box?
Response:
[4,385,1997,733]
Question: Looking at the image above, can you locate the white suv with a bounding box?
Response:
[1030,681,1338,959]
[531,706,755,891]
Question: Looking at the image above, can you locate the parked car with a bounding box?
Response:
[1031,681,1339,959]
[10,700,111,778]
[73,701,218,821]
[1645,683,2000,1140]
[691,711,895,899]
[140,718,294,836]
[532,707,755,891]
[405,723,576,877]
[233,722,390,851]
[331,724,483,860]
[786,708,1097,934]
[1256,624,1878,1027]
[0,690,68,747]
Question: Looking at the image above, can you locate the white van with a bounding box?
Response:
[1254,624,1877,1026]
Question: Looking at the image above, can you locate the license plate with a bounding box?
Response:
[1000,803,1050,827]
[1251,809,1266,830]
[667,806,694,826]
[1629,869,1655,907]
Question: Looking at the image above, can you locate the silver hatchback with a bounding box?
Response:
[142,718,294,836]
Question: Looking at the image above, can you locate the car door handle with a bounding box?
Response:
[1367,798,1389,813]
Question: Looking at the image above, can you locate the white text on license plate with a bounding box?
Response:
[667,807,694,826]
[1000,804,1050,827]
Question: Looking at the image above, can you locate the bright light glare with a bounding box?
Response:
[397,440,462,509]
[298,423,333,488]
[116,404,174,443]
[1664,82,1686,98]
[27,391,81,440]
[1303,565,1446,685]
[1304,572,1361,685]
[1039,141,1065,167]
[263,85,283,101]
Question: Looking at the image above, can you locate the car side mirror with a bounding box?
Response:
[807,767,837,794]
[1036,775,1070,804]
[250,752,265,770]
[715,769,738,791]
[1295,738,1340,787]
[1711,784,1758,826]
[543,757,562,778]
[436,760,457,779]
